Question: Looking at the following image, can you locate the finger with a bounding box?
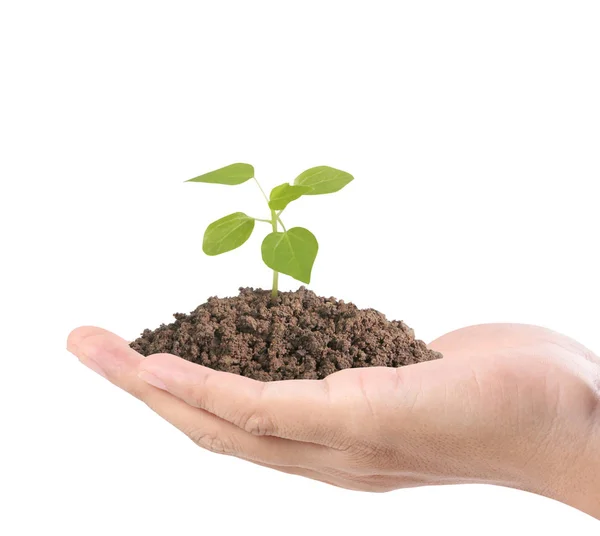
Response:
[138,352,351,446]
[68,326,143,390]
[252,462,402,493]
[67,327,338,468]
[174,409,341,469]
[250,461,352,490]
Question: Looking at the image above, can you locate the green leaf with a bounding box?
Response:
[261,227,318,284]
[293,166,353,195]
[187,163,254,185]
[268,183,313,210]
[203,212,255,256]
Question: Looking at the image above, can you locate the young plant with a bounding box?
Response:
[186,163,353,298]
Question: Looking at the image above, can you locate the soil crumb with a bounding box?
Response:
[131,287,442,381]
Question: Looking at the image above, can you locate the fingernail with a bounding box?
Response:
[82,357,109,379]
[138,370,168,391]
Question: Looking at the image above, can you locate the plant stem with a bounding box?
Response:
[254,177,287,230]
[254,177,283,298]
[270,209,279,298]
[253,177,270,204]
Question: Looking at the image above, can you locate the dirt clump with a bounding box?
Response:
[131,287,442,381]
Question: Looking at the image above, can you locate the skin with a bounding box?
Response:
[67,323,600,519]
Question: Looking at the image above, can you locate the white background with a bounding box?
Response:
[1,0,599,533]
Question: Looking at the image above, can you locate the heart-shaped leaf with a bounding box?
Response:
[203,212,255,255]
[261,227,318,284]
[268,183,313,210]
[294,166,353,195]
[187,163,254,185]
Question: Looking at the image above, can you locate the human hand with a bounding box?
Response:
[67,323,600,519]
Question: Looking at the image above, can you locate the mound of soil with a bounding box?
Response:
[130,287,442,381]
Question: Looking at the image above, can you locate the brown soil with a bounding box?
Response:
[130,287,442,381]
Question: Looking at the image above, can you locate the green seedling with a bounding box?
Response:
[186,163,353,298]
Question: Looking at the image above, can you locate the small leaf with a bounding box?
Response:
[268,183,313,210]
[293,166,353,195]
[187,163,254,185]
[203,212,255,256]
[261,227,318,284]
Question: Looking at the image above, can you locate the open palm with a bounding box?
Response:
[67,323,600,517]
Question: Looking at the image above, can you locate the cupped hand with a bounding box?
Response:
[67,323,600,518]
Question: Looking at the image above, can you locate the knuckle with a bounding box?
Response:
[186,429,234,455]
[189,385,209,411]
[190,391,208,411]
[240,412,275,436]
